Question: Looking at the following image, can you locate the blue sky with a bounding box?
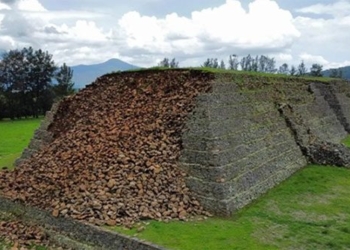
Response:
[0,0,348,70]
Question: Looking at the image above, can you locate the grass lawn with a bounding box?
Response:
[112,165,350,250]
[0,118,42,170]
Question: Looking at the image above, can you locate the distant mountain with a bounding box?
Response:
[71,59,139,89]
[322,65,350,80]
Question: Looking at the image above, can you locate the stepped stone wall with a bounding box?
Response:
[317,83,350,133]
[179,77,350,215]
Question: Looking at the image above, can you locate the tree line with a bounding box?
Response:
[0,47,75,120]
[159,55,344,78]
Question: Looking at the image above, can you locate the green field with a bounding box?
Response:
[111,165,350,250]
[1,119,350,249]
[0,118,42,169]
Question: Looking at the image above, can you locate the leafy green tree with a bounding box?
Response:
[297,61,307,76]
[251,56,258,72]
[240,54,276,73]
[53,63,75,99]
[24,47,56,118]
[202,58,211,67]
[310,63,323,77]
[219,59,226,69]
[266,57,277,73]
[169,58,179,68]
[228,54,239,70]
[158,58,179,68]
[240,54,253,71]
[330,68,338,78]
[202,58,219,68]
[212,58,219,68]
[257,55,276,73]
[278,63,289,75]
[330,68,343,79]
[0,47,57,119]
[158,58,170,67]
[290,65,297,76]
[258,55,268,72]
[0,86,6,119]
[0,49,27,119]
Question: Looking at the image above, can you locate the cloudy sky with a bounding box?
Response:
[0,0,348,69]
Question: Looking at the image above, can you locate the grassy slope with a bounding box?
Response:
[0,118,41,169]
[113,165,350,250]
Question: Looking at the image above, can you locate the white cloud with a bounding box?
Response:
[0,2,10,10]
[3,0,332,69]
[0,0,349,70]
[17,0,46,12]
[117,0,300,64]
[299,53,328,65]
[0,35,15,49]
[291,0,350,70]
[58,20,108,42]
[296,0,350,17]
[275,53,293,62]
[36,11,104,21]
[298,53,350,70]
[0,0,115,65]
[326,60,350,69]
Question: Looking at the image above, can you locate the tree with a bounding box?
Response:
[330,68,338,78]
[0,86,6,119]
[24,47,56,118]
[240,54,253,71]
[339,69,343,79]
[0,49,28,119]
[158,58,170,67]
[158,58,179,68]
[278,63,289,75]
[202,58,211,68]
[310,64,323,77]
[228,54,239,70]
[330,68,343,79]
[297,61,307,76]
[169,58,179,68]
[219,59,226,69]
[212,58,219,68]
[202,58,219,68]
[238,54,276,73]
[290,65,297,76]
[53,63,75,99]
[0,47,57,119]
[251,56,258,72]
[258,55,268,72]
[265,57,276,73]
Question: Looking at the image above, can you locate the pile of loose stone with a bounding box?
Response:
[0,211,49,248]
[0,70,214,227]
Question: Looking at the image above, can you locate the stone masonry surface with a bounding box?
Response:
[179,75,350,215]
